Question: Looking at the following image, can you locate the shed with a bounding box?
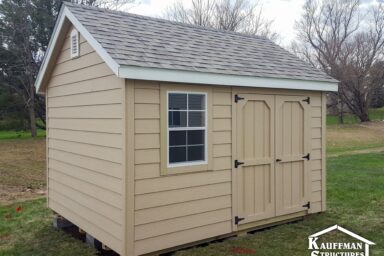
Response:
[35,3,338,256]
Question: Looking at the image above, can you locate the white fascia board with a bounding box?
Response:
[34,6,66,94]
[35,6,120,94]
[118,65,338,92]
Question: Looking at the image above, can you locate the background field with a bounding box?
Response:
[0,121,383,255]
[326,107,384,125]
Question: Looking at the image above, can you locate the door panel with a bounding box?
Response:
[236,94,275,223]
[275,96,310,216]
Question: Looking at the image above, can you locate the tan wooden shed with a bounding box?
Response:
[35,3,338,256]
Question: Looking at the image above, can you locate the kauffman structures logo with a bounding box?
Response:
[308,225,375,256]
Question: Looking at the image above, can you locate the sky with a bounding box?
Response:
[129,0,307,46]
[128,0,379,46]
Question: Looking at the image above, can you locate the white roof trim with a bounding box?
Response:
[35,6,120,93]
[118,65,338,92]
[35,6,65,93]
[309,225,375,245]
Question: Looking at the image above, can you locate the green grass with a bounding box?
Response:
[0,199,96,256]
[369,107,384,121]
[0,130,46,140]
[327,107,384,125]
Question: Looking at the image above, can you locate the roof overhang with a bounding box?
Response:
[35,4,338,94]
[118,65,338,92]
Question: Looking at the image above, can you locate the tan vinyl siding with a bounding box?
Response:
[133,81,232,255]
[46,26,124,254]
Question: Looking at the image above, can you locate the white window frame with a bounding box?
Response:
[70,29,80,59]
[167,91,208,168]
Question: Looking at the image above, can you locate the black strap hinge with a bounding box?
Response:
[302,97,310,104]
[303,201,311,209]
[234,94,244,103]
[234,216,245,225]
[302,153,310,160]
[234,160,244,168]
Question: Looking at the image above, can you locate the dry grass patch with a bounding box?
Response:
[327,121,384,156]
[0,139,46,204]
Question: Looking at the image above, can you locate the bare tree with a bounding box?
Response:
[164,0,278,41]
[294,0,384,122]
[165,0,215,27]
[88,0,141,11]
[69,0,139,10]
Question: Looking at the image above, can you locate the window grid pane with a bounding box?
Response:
[168,92,206,165]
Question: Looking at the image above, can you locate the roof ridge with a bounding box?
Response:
[63,2,270,41]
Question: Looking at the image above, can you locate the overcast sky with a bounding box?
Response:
[129,0,379,46]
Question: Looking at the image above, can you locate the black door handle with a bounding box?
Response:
[276,159,282,162]
[234,160,244,168]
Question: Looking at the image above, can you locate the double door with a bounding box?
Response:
[233,93,310,226]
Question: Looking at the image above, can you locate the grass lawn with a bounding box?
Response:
[0,130,46,140]
[0,123,383,255]
[0,199,96,256]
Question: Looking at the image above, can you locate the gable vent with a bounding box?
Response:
[70,29,79,59]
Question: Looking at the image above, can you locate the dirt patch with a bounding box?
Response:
[0,185,46,205]
[0,139,46,204]
[358,120,384,131]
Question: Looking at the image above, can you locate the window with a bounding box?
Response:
[70,29,79,59]
[167,92,207,167]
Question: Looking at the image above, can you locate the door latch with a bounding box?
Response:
[302,202,311,209]
[234,94,245,103]
[302,153,310,160]
[302,97,310,104]
[234,216,245,225]
[234,160,244,168]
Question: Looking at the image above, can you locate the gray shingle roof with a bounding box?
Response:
[66,3,336,83]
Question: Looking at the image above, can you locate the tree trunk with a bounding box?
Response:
[29,102,37,137]
[358,111,370,122]
[27,62,37,137]
[339,100,344,124]
[357,96,371,122]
